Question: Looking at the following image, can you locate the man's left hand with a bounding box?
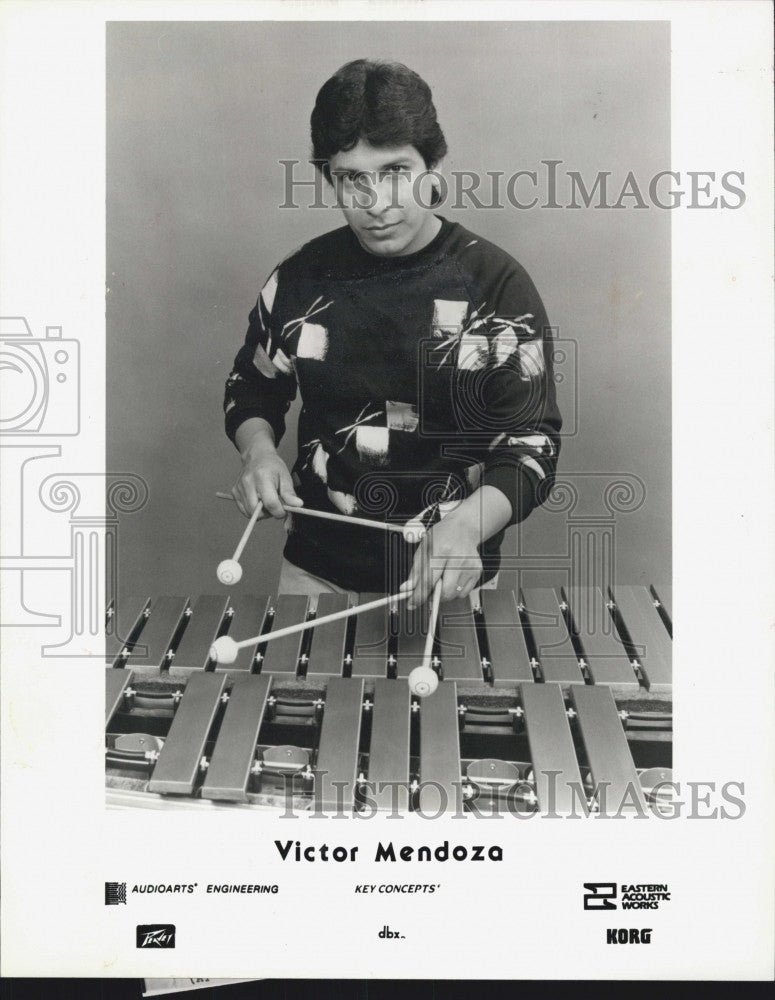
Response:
[400,508,482,609]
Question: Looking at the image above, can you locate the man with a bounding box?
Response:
[224,59,561,608]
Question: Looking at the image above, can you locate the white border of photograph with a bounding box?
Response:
[1,0,773,981]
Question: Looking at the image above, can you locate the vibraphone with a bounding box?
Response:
[105,585,672,814]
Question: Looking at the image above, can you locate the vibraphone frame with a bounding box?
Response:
[105,585,672,814]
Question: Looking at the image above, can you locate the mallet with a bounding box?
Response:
[216,491,426,544]
[407,578,443,698]
[210,590,411,665]
[216,500,264,586]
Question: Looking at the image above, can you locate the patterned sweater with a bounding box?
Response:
[224,216,561,592]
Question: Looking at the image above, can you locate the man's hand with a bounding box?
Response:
[400,507,483,609]
[232,418,304,519]
[399,485,513,608]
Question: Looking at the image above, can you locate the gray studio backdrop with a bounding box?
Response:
[107,20,670,601]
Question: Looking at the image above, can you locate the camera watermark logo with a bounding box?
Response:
[417,331,577,440]
[0,317,80,436]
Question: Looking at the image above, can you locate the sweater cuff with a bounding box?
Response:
[225,405,284,448]
[481,461,540,526]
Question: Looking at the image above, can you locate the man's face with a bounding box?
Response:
[328,139,440,257]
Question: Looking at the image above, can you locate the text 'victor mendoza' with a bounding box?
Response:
[274,840,504,862]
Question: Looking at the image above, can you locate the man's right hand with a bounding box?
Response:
[232,419,304,519]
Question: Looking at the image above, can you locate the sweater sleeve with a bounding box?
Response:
[462,263,562,525]
[223,269,297,447]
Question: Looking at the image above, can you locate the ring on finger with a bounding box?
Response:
[455,577,477,597]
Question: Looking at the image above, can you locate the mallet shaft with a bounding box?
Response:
[231,590,411,652]
[216,491,405,535]
[232,501,264,562]
[421,579,443,670]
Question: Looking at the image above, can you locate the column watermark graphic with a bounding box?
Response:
[0,315,148,657]
[37,473,148,656]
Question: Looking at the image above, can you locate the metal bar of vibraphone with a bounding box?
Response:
[201,674,273,802]
[520,587,585,684]
[565,587,640,693]
[105,595,150,665]
[315,677,364,812]
[350,593,391,678]
[437,597,484,682]
[368,678,411,811]
[105,667,131,727]
[520,683,588,815]
[651,583,673,630]
[418,680,462,814]
[611,585,672,694]
[479,589,534,684]
[568,684,647,813]
[223,594,271,672]
[305,593,350,678]
[393,600,429,678]
[172,595,230,673]
[147,672,228,795]
[125,596,188,671]
[261,595,311,677]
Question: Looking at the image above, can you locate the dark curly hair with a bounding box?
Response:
[310,59,448,177]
